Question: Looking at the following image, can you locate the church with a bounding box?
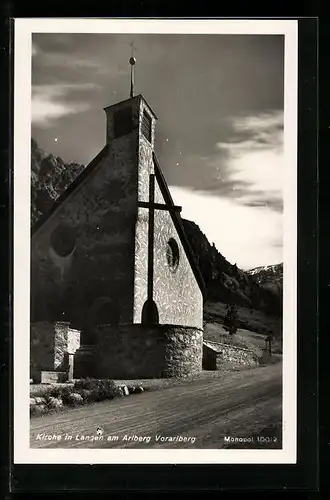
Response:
[30,57,205,382]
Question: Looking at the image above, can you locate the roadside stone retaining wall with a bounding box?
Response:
[203,341,259,370]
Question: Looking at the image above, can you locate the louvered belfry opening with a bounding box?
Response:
[141,109,152,142]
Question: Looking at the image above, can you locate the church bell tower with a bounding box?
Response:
[103,93,157,149]
[103,46,157,153]
[103,49,158,207]
[102,50,160,326]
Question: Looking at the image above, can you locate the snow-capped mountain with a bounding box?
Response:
[247,263,283,295]
[248,263,283,278]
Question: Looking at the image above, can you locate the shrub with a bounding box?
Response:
[74,378,99,392]
[78,388,94,402]
[47,385,72,403]
[73,379,123,402]
[66,392,84,406]
[96,380,123,401]
[46,396,63,409]
[30,404,46,417]
[223,304,239,335]
[31,379,125,416]
[61,386,75,404]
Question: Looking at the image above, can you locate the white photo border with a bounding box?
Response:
[13,18,298,465]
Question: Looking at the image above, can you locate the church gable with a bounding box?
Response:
[153,153,205,295]
[32,145,109,236]
[153,175,203,329]
[133,151,204,330]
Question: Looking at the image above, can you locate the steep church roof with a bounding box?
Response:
[31,145,109,236]
[152,153,205,297]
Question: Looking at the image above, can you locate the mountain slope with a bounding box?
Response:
[182,219,282,316]
[247,263,283,296]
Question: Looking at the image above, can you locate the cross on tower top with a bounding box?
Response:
[129,41,136,98]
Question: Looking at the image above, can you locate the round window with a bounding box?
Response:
[50,224,76,257]
[166,238,180,271]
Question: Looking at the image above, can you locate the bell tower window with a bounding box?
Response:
[141,109,152,142]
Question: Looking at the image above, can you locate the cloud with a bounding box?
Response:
[163,109,284,214]
[31,37,127,78]
[31,83,100,127]
[32,100,90,127]
[170,186,282,270]
[38,51,110,73]
[216,110,284,211]
[170,111,284,270]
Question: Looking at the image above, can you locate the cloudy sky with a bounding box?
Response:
[31,33,284,270]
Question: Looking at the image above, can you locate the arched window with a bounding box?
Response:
[141,299,159,325]
[166,238,180,272]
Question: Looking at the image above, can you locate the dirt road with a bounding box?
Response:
[30,363,282,449]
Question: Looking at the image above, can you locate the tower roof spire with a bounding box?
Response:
[129,41,136,98]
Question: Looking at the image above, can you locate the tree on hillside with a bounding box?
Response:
[223,304,239,336]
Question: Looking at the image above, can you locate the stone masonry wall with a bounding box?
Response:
[54,322,81,370]
[203,342,259,370]
[95,324,203,379]
[54,321,70,370]
[216,343,259,369]
[68,327,81,354]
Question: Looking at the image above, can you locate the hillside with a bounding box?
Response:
[30,139,282,340]
[182,220,282,315]
[247,263,283,296]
